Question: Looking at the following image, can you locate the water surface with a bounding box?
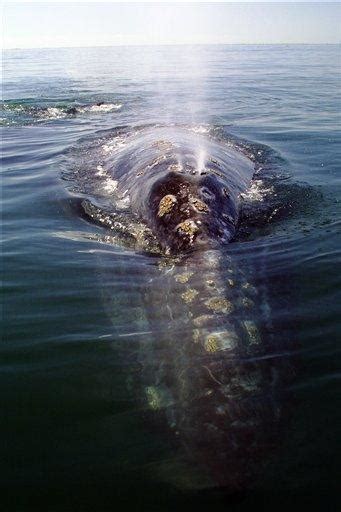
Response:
[2,45,340,511]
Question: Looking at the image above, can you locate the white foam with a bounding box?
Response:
[241,180,274,203]
[102,136,126,154]
[43,107,67,119]
[88,103,122,113]
[189,125,210,134]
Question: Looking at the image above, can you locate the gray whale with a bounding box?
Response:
[79,126,286,491]
[104,126,255,254]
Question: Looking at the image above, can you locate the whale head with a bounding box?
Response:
[147,171,238,254]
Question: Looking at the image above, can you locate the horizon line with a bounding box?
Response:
[3,42,340,51]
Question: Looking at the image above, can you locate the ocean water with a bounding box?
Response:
[1,45,340,511]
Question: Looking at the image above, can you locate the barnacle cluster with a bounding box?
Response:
[158,194,177,217]
[145,386,162,410]
[181,288,199,304]
[176,220,199,238]
[205,297,234,314]
[175,271,194,284]
[242,320,261,346]
[204,330,237,353]
[205,335,220,353]
[189,195,209,213]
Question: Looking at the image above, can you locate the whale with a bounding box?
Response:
[98,126,255,254]
[77,126,287,492]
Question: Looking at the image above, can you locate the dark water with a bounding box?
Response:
[2,45,340,511]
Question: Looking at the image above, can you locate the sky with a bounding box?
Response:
[2,2,340,49]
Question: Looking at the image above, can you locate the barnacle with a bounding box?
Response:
[204,330,238,352]
[242,320,261,345]
[205,335,220,353]
[177,220,199,237]
[158,194,177,217]
[189,195,209,213]
[205,297,234,314]
[181,288,199,303]
[175,271,194,283]
[145,386,162,410]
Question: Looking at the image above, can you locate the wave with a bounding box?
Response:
[0,100,122,125]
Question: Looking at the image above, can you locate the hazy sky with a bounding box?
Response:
[3,2,340,49]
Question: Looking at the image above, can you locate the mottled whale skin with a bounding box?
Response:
[106,127,255,254]
[95,127,284,492]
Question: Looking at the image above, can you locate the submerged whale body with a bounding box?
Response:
[75,126,288,492]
